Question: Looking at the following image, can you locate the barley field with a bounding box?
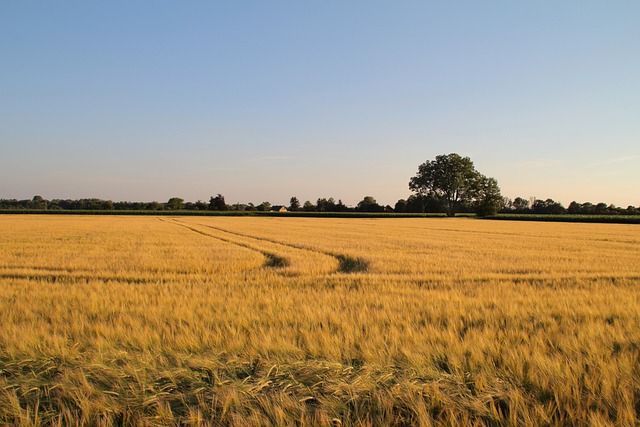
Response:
[0,215,639,426]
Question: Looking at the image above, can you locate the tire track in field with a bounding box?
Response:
[0,272,161,284]
[0,265,74,273]
[182,220,369,274]
[166,220,290,270]
[0,260,200,285]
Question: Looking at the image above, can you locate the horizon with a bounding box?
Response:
[2,1,639,208]
[1,191,636,211]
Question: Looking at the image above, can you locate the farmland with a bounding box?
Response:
[1,215,639,426]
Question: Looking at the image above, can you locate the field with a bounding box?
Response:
[1,215,639,426]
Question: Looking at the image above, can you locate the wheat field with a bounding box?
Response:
[0,215,639,426]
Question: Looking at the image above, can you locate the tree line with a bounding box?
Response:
[501,197,639,216]
[2,154,637,216]
[0,194,393,213]
[3,194,637,216]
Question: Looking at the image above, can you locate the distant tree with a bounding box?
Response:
[394,199,408,213]
[30,195,47,210]
[302,200,316,212]
[409,153,501,217]
[594,203,609,215]
[167,197,184,210]
[405,193,445,213]
[531,198,566,214]
[607,204,620,215]
[405,194,426,213]
[194,200,208,210]
[289,197,301,212]
[335,200,349,212]
[316,197,337,212]
[47,200,62,210]
[52,198,113,210]
[209,194,227,211]
[228,203,248,211]
[568,201,582,214]
[512,197,530,212]
[256,201,271,212]
[581,202,595,214]
[114,201,144,210]
[472,176,503,217]
[146,201,163,210]
[565,201,626,216]
[0,199,21,209]
[356,196,384,212]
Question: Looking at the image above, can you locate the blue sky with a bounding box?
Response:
[2,1,639,207]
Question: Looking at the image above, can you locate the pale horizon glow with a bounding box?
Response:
[1,1,639,208]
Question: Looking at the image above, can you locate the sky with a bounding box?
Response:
[1,1,639,207]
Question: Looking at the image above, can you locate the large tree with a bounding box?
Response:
[409,153,502,217]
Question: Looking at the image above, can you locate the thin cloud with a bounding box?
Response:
[517,159,564,169]
[587,156,635,167]
[247,155,293,163]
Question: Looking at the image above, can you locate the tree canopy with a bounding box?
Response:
[356,196,384,212]
[167,197,184,210]
[209,194,227,211]
[409,153,503,216]
[289,197,300,212]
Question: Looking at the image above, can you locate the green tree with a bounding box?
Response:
[580,202,595,214]
[595,202,609,215]
[209,194,227,211]
[405,194,445,213]
[167,197,184,210]
[394,199,408,213]
[256,201,271,212]
[567,201,582,214]
[289,197,301,212]
[316,197,337,212]
[30,195,47,210]
[228,203,248,211]
[512,197,530,212]
[472,176,503,217]
[531,198,566,214]
[194,200,208,210]
[335,200,349,212]
[146,201,163,210]
[409,153,501,217]
[356,196,384,212]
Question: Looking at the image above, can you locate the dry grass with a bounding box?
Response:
[0,215,639,426]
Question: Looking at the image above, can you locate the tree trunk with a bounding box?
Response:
[446,200,455,217]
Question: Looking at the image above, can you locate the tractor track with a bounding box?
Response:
[165,220,289,269]
[181,220,369,274]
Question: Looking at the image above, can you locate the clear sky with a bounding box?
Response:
[2,1,639,207]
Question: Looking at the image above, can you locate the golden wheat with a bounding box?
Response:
[0,215,639,426]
